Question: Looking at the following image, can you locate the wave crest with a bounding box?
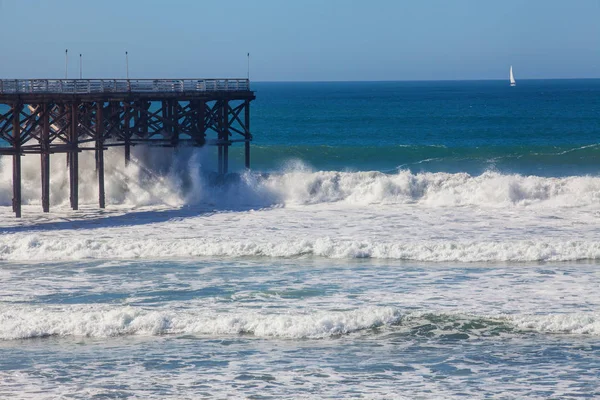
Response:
[2,148,600,209]
[0,305,400,340]
[2,236,599,262]
[2,305,598,341]
[255,169,600,207]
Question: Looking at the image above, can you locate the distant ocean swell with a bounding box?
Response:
[1,305,598,340]
[231,144,600,174]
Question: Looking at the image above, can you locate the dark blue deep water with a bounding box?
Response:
[229,80,600,175]
[2,80,599,175]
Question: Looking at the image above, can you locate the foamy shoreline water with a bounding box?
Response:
[1,150,599,262]
[2,80,600,399]
[3,231,600,262]
[2,193,599,262]
[2,304,599,341]
[1,255,599,399]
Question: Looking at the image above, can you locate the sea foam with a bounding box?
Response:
[2,149,600,262]
[2,235,600,262]
[2,304,598,341]
[0,305,401,340]
[2,148,600,209]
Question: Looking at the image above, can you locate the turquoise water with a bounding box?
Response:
[1,258,599,398]
[3,79,600,175]
[253,80,599,147]
[1,80,600,398]
[234,80,600,175]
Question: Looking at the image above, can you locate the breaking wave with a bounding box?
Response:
[2,236,600,262]
[1,304,598,341]
[248,168,600,207]
[1,147,600,209]
[2,148,600,262]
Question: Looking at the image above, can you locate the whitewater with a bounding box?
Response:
[1,80,600,399]
[2,147,600,263]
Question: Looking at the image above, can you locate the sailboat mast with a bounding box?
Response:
[509,66,516,86]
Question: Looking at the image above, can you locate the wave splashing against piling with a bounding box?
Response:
[2,149,600,262]
[0,147,210,208]
[3,148,600,209]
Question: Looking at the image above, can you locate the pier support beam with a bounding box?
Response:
[12,104,22,218]
[124,101,131,165]
[13,152,21,218]
[223,100,229,175]
[41,104,50,212]
[172,100,179,147]
[0,78,254,217]
[223,144,228,174]
[139,101,149,136]
[96,102,105,209]
[217,100,224,175]
[194,100,206,146]
[69,103,79,210]
[245,99,251,169]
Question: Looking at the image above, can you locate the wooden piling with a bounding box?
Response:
[171,101,180,162]
[217,100,224,175]
[161,100,168,136]
[69,103,78,210]
[133,101,140,137]
[0,77,254,217]
[41,103,50,212]
[195,100,206,146]
[12,104,22,218]
[223,100,229,175]
[124,102,131,165]
[96,102,105,209]
[218,146,223,175]
[140,101,149,136]
[245,99,250,169]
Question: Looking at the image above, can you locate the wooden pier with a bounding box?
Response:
[0,78,255,217]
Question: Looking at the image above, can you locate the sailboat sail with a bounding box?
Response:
[509,66,516,86]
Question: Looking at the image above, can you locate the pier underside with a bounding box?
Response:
[0,79,254,217]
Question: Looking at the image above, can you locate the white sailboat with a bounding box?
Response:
[509,65,516,86]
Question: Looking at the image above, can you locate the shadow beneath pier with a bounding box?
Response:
[0,207,218,234]
[0,172,280,234]
[0,203,268,234]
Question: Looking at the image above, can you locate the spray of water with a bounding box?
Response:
[2,147,600,210]
[0,146,212,208]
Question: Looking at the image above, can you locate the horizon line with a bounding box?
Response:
[252,77,600,83]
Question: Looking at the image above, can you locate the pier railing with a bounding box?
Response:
[0,78,250,94]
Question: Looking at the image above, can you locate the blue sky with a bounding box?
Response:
[0,0,598,81]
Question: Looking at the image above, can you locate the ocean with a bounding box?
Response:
[1,80,599,399]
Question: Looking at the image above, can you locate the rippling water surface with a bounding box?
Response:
[1,258,599,398]
[1,80,600,398]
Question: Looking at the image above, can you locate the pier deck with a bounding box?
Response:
[0,78,255,217]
